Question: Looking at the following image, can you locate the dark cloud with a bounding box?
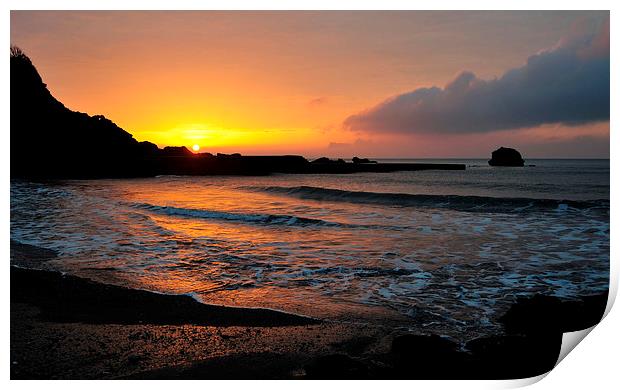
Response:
[344,19,609,134]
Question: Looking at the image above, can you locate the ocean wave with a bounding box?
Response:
[131,202,355,228]
[243,186,609,213]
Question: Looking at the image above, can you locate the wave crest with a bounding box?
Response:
[131,202,347,227]
[244,186,608,213]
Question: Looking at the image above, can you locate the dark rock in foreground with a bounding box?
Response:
[500,293,608,334]
[385,290,608,379]
[464,333,562,379]
[390,334,468,378]
[488,147,525,166]
[387,332,561,379]
[304,354,369,379]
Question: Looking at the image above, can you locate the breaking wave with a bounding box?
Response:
[244,185,608,213]
[131,202,357,228]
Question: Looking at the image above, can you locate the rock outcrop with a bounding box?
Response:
[161,146,194,157]
[311,157,346,164]
[384,291,608,379]
[352,156,377,164]
[488,147,525,166]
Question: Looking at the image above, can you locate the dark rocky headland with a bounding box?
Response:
[10,47,464,179]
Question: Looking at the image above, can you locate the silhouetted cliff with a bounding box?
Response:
[10,46,161,178]
[10,47,464,178]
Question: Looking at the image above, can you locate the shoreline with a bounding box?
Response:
[10,241,609,379]
[11,266,318,328]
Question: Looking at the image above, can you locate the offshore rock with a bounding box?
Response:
[488,147,525,166]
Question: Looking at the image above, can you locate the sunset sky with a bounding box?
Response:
[10,11,609,158]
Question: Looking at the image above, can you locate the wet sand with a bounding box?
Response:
[10,240,608,379]
[11,266,319,327]
[10,241,396,379]
[11,300,395,379]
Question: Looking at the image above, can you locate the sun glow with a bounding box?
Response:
[135,124,334,155]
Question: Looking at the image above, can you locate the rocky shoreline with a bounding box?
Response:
[10,241,608,379]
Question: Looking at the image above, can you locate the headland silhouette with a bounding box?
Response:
[10,46,464,179]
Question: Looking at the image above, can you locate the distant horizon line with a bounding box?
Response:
[348,157,610,160]
[207,154,610,160]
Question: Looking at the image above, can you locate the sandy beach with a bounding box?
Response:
[10,240,608,379]
[10,241,397,379]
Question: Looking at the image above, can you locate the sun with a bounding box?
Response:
[192,144,200,152]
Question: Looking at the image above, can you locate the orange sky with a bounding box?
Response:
[10,11,609,158]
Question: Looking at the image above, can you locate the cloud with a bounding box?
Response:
[327,138,373,150]
[344,18,609,134]
[327,141,350,149]
[326,138,376,156]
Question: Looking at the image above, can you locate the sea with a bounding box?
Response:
[10,159,610,340]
